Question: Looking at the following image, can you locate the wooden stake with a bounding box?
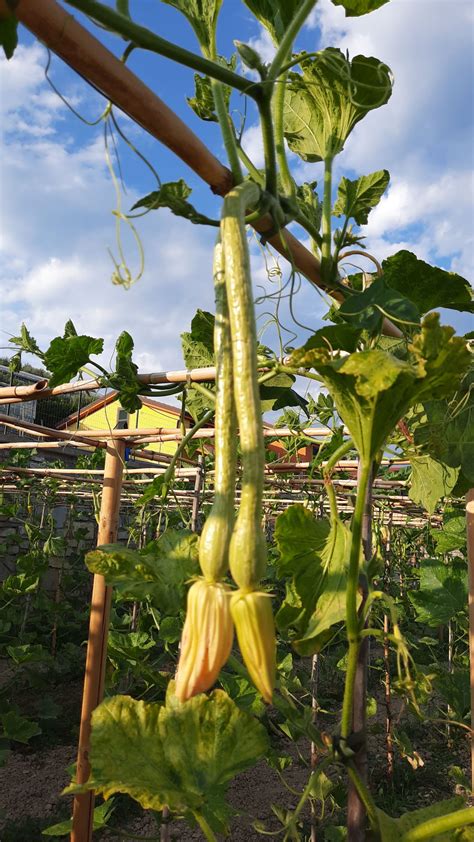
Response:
[71,440,125,842]
[466,488,474,794]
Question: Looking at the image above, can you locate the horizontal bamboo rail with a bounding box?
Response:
[1,0,403,342]
[0,379,48,397]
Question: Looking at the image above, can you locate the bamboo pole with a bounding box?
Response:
[0,379,48,397]
[2,0,403,340]
[71,440,125,842]
[466,488,474,794]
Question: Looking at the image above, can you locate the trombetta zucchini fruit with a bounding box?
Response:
[222,183,276,703]
[175,239,235,702]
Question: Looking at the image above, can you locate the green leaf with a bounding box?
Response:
[7,643,50,665]
[107,331,143,413]
[9,323,42,357]
[241,0,305,44]
[294,517,353,655]
[409,455,459,514]
[0,9,18,60]
[160,0,222,55]
[338,276,420,332]
[284,48,392,162]
[382,251,474,315]
[408,558,467,627]
[1,710,41,744]
[187,55,236,122]
[86,528,199,614]
[290,314,470,462]
[413,370,474,484]
[181,309,215,419]
[298,324,361,354]
[65,687,269,834]
[43,332,104,389]
[434,668,470,721]
[132,179,219,227]
[260,372,306,413]
[376,797,468,842]
[432,509,467,554]
[333,169,390,225]
[274,506,330,635]
[42,799,115,836]
[296,181,322,233]
[331,0,389,16]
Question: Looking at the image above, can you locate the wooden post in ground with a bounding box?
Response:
[71,440,125,842]
[466,488,474,794]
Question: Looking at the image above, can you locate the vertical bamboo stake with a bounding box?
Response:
[347,461,373,842]
[466,488,474,794]
[71,440,125,842]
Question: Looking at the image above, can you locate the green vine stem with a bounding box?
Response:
[340,458,372,740]
[64,0,258,97]
[267,0,320,83]
[161,408,215,493]
[273,66,295,199]
[209,34,243,184]
[321,156,334,286]
[322,437,354,522]
[257,95,279,198]
[193,813,218,842]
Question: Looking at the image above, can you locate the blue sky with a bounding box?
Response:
[0,0,472,381]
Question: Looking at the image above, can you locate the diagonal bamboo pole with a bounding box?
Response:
[71,439,125,842]
[2,0,403,338]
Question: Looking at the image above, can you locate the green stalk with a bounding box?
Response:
[401,808,474,841]
[321,156,334,286]
[268,0,320,82]
[162,409,214,490]
[340,458,371,740]
[211,80,243,183]
[193,813,218,842]
[347,762,378,828]
[273,66,294,199]
[258,96,278,197]
[64,0,257,97]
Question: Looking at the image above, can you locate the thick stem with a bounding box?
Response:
[341,459,371,740]
[321,156,334,286]
[273,66,294,199]
[401,807,474,841]
[258,95,278,197]
[63,0,256,97]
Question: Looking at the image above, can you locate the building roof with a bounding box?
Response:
[56,390,189,429]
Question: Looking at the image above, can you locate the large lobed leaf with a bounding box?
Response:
[290,314,470,462]
[382,250,473,315]
[181,309,216,419]
[65,686,269,834]
[86,528,199,614]
[332,0,389,15]
[284,48,392,162]
[408,455,459,514]
[408,557,467,627]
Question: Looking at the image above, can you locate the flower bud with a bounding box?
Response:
[230,590,276,703]
[175,579,233,702]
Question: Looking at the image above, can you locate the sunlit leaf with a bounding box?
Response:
[376,797,470,842]
[382,251,474,315]
[284,48,392,162]
[333,169,390,225]
[132,180,219,227]
[181,309,216,418]
[65,687,269,834]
